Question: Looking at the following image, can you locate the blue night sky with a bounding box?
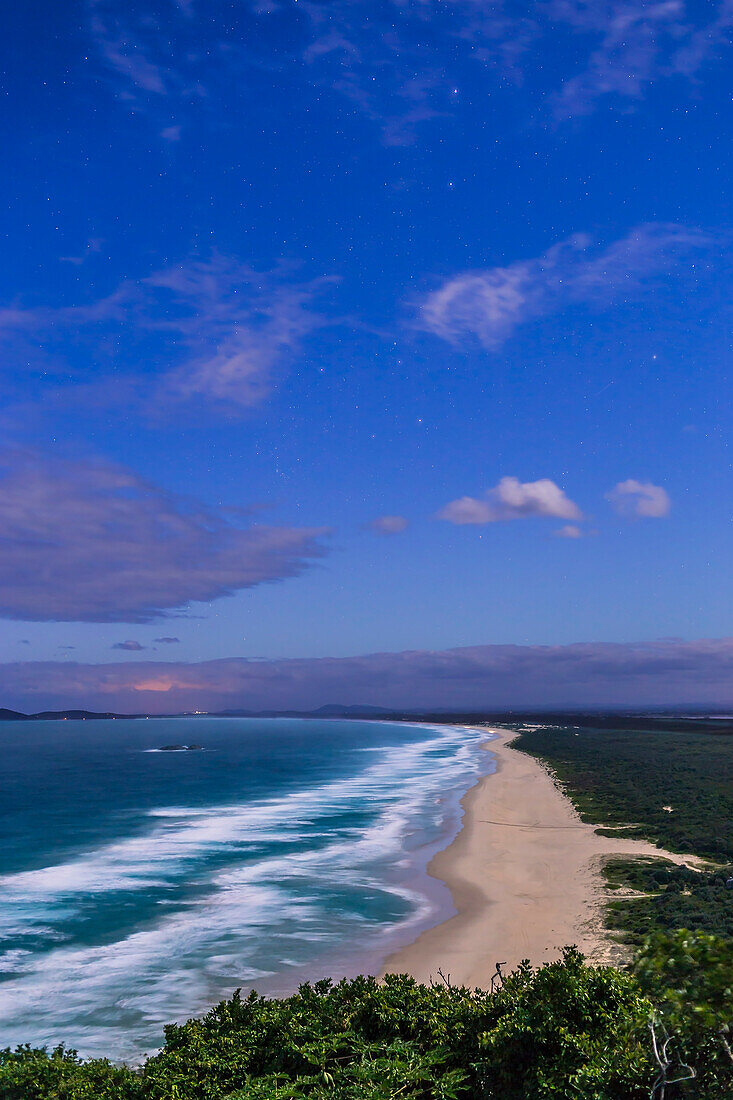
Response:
[1,0,731,711]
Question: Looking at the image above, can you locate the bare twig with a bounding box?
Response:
[490,962,506,993]
[649,1014,696,1099]
[435,968,453,989]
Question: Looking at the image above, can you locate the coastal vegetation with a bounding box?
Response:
[512,721,733,947]
[511,723,733,861]
[603,857,733,944]
[2,931,731,1099]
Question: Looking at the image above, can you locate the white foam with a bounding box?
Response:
[0,723,493,1059]
[0,725,486,902]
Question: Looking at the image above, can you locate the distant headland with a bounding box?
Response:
[1,704,732,732]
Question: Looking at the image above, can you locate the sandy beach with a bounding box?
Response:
[383,727,703,987]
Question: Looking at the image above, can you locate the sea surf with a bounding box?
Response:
[0,717,494,1060]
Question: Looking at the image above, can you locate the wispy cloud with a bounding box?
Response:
[367,515,409,535]
[60,238,104,266]
[87,0,199,112]
[85,2,733,139]
[419,224,712,349]
[438,477,582,524]
[147,256,335,408]
[549,0,733,119]
[553,524,584,538]
[0,449,327,623]
[3,638,732,712]
[0,285,131,341]
[294,1,536,145]
[606,479,671,517]
[0,253,335,412]
[86,0,529,145]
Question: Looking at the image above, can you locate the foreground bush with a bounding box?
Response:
[1,934,730,1099]
[0,1044,141,1100]
[634,929,733,1098]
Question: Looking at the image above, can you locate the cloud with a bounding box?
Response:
[367,515,409,535]
[0,285,132,341]
[2,638,732,712]
[438,477,582,525]
[86,0,530,145]
[419,224,712,349]
[553,524,584,538]
[606,479,671,518]
[85,2,733,141]
[112,640,146,651]
[0,253,334,412]
[549,1,733,119]
[60,238,103,266]
[147,256,335,408]
[0,450,327,623]
[154,636,180,644]
[88,0,177,99]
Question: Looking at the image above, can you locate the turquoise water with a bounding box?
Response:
[0,717,494,1060]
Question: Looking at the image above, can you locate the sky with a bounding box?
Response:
[1,0,731,712]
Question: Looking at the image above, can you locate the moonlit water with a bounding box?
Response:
[0,717,494,1060]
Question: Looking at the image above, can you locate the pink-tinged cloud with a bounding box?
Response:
[2,638,732,713]
[368,514,409,534]
[553,524,584,538]
[438,477,582,524]
[606,479,671,518]
[0,450,327,623]
[419,224,712,349]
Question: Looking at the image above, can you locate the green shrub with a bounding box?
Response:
[0,1044,141,1100]
[634,929,733,1098]
[2,938,730,1100]
[475,948,652,1098]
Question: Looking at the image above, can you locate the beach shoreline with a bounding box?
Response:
[382,726,703,987]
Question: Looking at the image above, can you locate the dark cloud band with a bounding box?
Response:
[2,638,731,713]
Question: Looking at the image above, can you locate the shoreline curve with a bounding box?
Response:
[381,726,702,987]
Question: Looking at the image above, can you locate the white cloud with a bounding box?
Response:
[438,477,582,524]
[606,479,671,518]
[553,524,584,538]
[419,224,712,349]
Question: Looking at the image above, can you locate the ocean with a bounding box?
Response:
[0,717,495,1061]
